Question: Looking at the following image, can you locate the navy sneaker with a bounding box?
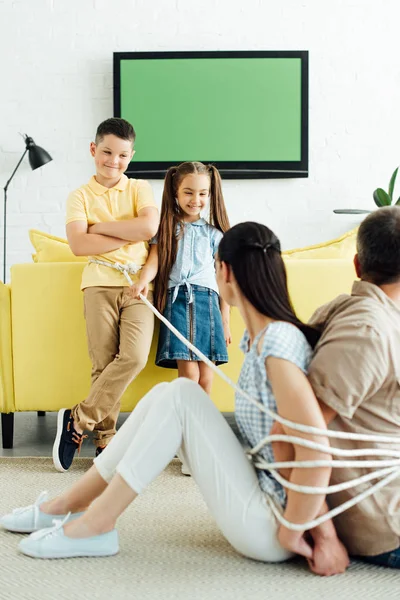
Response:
[52,409,86,473]
[95,445,106,458]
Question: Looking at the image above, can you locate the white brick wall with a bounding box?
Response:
[1,0,400,281]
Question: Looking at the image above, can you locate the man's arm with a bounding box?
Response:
[88,206,159,243]
[66,221,127,256]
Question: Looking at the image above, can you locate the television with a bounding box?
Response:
[113,51,308,179]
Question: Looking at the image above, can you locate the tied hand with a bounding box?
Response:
[307,527,350,577]
[130,281,148,299]
[278,526,350,577]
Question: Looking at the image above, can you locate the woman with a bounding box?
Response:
[1,222,348,575]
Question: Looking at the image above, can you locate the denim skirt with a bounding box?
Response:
[156,284,229,369]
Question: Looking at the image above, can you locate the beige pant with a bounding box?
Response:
[71,287,154,447]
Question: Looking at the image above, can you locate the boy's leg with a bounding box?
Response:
[92,291,154,448]
[43,383,171,514]
[72,287,121,422]
[53,288,153,472]
[84,287,121,387]
[52,288,122,471]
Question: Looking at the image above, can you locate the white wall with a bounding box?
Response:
[1,0,400,280]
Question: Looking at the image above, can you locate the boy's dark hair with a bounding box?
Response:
[357,206,400,285]
[95,118,136,145]
[218,222,320,349]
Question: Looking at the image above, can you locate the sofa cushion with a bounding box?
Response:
[283,228,357,260]
[29,229,86,263]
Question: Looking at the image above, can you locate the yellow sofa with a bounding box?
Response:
[0,259,357,448]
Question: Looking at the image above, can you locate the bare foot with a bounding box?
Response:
[308,536,350,576]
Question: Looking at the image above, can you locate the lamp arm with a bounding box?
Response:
[3,148,29,193]
[3,188,7,282]
[3,147,29,281]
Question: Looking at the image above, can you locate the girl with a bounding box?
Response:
[131,161,231,396]
[2,222,349,576]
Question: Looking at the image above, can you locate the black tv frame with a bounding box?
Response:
[114,50,308,179]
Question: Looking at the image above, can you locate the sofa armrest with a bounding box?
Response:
[0,282,15,412]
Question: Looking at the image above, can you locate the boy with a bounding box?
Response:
[53,117,159,472]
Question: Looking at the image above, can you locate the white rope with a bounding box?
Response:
[89,258,400,530]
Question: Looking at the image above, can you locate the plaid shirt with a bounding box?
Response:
[235,321,313,506]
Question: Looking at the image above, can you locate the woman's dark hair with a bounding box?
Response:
[218,222,320,349]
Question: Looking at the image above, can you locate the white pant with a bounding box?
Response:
[94,378,291,563]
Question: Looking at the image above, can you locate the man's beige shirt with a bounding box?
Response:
[308,280,400,556]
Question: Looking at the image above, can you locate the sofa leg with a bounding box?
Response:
[37,411,46,417]
[1,413,14,449]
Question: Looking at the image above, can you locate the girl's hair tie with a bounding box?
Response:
[262,242,272,253]
[245,241,279,253]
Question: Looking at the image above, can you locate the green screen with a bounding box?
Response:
[120,57,302,162]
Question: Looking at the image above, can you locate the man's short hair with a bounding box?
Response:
[357,206,400,285]
[95,118,136,145]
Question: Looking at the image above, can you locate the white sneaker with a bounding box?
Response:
[0,491,84,533]
[18,516,119,559]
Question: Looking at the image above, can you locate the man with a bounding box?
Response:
[308,206,400,567]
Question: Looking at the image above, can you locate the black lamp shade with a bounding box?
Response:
[25,136,52,170]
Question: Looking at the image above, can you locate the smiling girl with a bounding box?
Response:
[130,161,231,397]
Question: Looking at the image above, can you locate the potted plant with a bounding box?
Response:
[373,167,400,207]
[334,166,400,214]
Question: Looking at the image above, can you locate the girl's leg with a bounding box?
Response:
[198,362,214,395]
[65,378,290,563]
[177,360,200,383]
[176,360,201,474]
[41,382,171,515]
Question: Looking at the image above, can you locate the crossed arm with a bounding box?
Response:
[66,206,159,256]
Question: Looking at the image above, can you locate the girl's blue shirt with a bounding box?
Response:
[150,218,222,303]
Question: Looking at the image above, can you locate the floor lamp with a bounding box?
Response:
[3,134,52,282]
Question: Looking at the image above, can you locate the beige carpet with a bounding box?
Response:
[0,458,398,600]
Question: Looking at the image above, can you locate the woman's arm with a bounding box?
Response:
[266,356,332,559]
[270,414,349,575]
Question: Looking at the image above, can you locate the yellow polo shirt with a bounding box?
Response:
[66,174,156,289]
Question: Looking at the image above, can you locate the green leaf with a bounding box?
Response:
[373,188,391,207]
[388,167,398,201]
[396,196,400,205]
